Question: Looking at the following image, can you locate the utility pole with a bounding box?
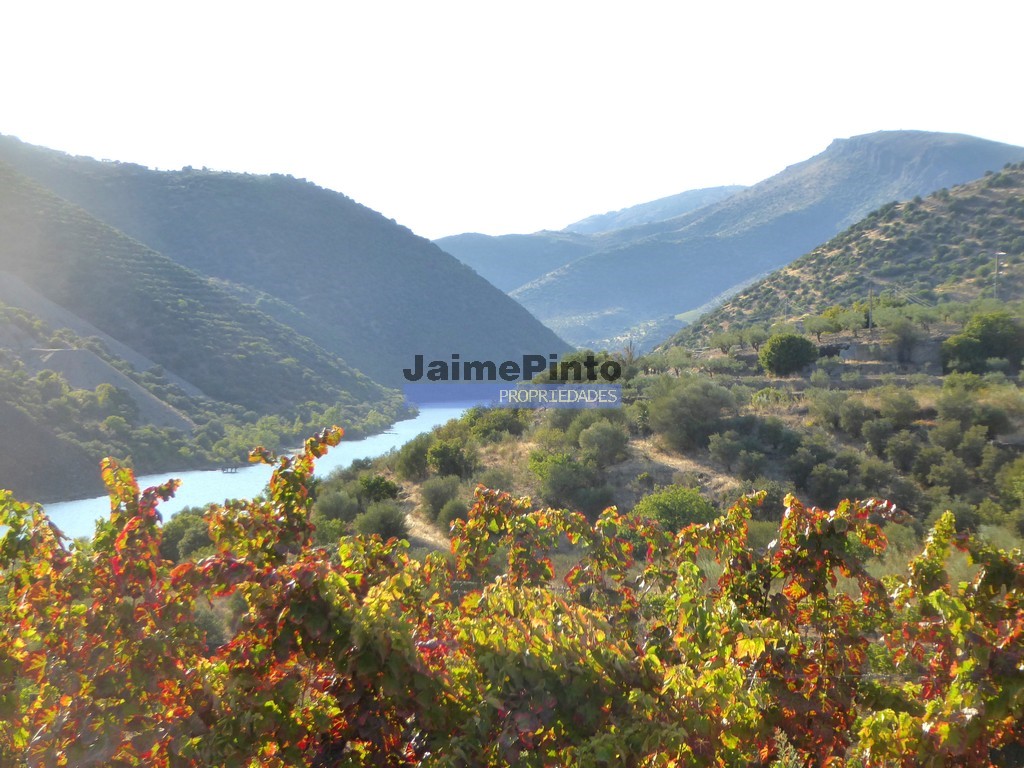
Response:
[868,289,873,336]
[994,252,1007,300]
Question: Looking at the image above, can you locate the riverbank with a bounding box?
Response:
[44,405,469,540]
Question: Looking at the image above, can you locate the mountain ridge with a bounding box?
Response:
[439,131,1024,350]
[0,135,570,387]
[666,160,1024,347]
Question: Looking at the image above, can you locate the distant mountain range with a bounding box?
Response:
[437,131,1024,350]
[667,161,1024,347]
[436,186,744,293]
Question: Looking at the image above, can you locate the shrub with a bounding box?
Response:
[437,498,469,529]
[395,432,434,481]
[159,507,208,562]
[735,450,766,481]
[631,485,716,531]
[177,522,214,560]
[467,407,526,441]
[578,420,629,467]
[708,430,743,471]
[885,431,921,473]
[878,390,919,429]
[758,334,818,376]
[648,377,735,451]
[805,464,849,509]
[474,467,515,493]
[861,418,895,456]
[420,475,461,519]
[943,310,1024,372]
[529,451,611,516]
[427,439,474,478]
[353,500,409,540]
[839,399,878,438]
[312,489,359,522]
[359,474,400,504]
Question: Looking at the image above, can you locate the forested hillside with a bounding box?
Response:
[0,135,568,387]
[0,162,407,500]
[669,162,1024,347]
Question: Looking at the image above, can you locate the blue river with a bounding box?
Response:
[44,404,468,540]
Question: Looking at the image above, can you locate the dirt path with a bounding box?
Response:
[405,508,451,552]
[603,436,740,510]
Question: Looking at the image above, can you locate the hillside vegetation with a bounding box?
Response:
[0,163,408,500]
[10,384,1021,764]
[440,131,1024,349]
[0,134,568,388]
[671,162,1024,347]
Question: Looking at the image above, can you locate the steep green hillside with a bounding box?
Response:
[0,162,390,414]
[0,136,569,386]
[670,162,1024,347]
[449,131,1024,349]
[0,162,418,500]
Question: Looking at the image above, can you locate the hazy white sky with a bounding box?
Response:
[3,1,1022,239]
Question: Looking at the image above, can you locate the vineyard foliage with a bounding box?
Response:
[1,428,1023,766]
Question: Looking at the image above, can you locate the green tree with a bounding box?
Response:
[648,377,735,450]
[427,439,474,478]
[630,485,716,531]
[804,314,839,343]
[943,310,1024,372]
[358,474,400,504]
[395,432,433,481]
[710,330,741,354]
[758,334,818,376]
[742,326,770,352]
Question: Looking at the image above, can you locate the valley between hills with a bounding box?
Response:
[4,131,1024,764]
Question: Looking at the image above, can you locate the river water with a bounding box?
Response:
[44,404,469,540]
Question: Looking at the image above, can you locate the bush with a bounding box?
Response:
[467,408,526,441]
[805,464,849,509]
[395,432,434,481]
[427,439,475,478]
[708,430,743,470]
[420,475,461,519]
[312,489,359,522]
[631,485,716,532]
[578,420,629,467]
[437,498,469,529]
[943,310,1024,373]
[862,418,895,456]
[758,334,818,376]
[359,474,400,504]
[648,377,735,451]
[878,390,919,429]
[735,450,766,481]
[159,507,208,562]
[177,522,214,560]
[474,467,515,493]
[529,451,611,516]
[839,399,878,438]
[353,500,409,540]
